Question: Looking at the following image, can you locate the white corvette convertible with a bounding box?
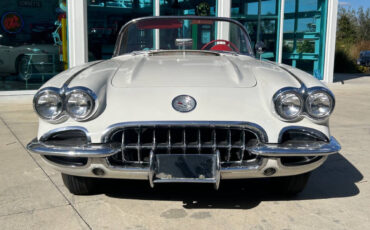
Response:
[27,16,341,195]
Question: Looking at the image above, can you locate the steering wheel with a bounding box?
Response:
[201,39,239,52]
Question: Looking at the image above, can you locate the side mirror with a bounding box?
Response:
[255,41,265,59]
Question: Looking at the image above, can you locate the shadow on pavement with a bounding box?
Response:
[99,153,362,210]
[334,73,370,83]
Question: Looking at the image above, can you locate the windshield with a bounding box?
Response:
[114,16,253,56]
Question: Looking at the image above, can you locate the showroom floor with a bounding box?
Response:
[0,74,369,230]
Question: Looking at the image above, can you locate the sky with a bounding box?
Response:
[339,0,370,10]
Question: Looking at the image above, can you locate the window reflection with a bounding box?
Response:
[231,0,279,61]
[160,1,216,16]
[87,0,154,61]
[282,0,326,79]
[0,0,67,91]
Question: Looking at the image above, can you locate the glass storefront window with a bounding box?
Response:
[87,0,154,61]
[282,0,327,79]
[231,0,280,61]
[284,0,295,13]
[160,1,216,16]
[0,0,330,91]
[0,0,68,91]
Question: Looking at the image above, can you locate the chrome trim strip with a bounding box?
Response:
[27,138,120,157]
[39,126,91,143]
[101,121,269,143]
[251,136,341,157]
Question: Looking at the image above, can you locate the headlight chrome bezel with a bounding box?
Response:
[65,87,98,121]
[305,87,335,120]
[33,87,98,123]
[273,86,335,122]
[33,87,66,123]
[273,88,304,121]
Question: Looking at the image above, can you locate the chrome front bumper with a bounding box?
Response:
[27,137,341,181]
[27,137,341,157]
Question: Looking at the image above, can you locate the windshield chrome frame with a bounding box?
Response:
[112,16,254,57]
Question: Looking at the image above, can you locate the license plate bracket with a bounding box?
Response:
[149,151,221,189]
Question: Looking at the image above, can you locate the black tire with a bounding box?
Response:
[61,173,97,195]
[272,172,311,196]
[16,55,31,81]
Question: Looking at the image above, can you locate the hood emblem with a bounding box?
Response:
[172,95,197,112]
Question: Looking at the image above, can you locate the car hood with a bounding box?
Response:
[111,54,257,88]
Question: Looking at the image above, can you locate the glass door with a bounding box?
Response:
[282,0,327,79]
[87,0,154,61]
[231,0,280,61]
[160,1,217,50]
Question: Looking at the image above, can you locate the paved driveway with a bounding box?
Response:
[0,75,369,230]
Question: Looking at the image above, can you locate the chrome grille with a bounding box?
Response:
[107,125,260,166]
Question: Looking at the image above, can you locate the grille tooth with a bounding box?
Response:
[241,130,246,161]
[137,127,141,162]
[167,128,171,154]
[212,128,216,152]
[152,128,156,151]
[121,130,126,162]
[198,129,201,154]
[183,128,186,154]
[115,126,259,165]
[227,129,232,162]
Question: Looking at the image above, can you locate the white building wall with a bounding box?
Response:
[67,0,88,68]
[323,0,338,83]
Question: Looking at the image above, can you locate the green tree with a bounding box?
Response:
[297,40,314,53]
[357,7,370,41]
[335,6,370,73]
[336,7,358,44]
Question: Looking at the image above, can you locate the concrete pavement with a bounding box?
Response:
[0,75,369,230]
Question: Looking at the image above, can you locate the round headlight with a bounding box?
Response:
[65,90,95,121]
[274,91,303,120]
[306,90,334,119]
[34,89,63,120]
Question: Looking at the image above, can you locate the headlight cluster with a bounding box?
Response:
[33,87,97,123]
[273,87,334,121]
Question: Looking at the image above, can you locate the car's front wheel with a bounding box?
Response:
[272,172,311,195]
[16,55,31,81]
[61,174,97,195]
